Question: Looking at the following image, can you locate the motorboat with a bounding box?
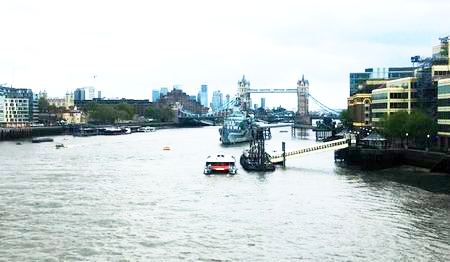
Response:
[137,126,156,132]
[55,143,65,149]
[204,154,238,175]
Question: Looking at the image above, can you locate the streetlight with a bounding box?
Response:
[426,134,430,151]
[405,133,409,149]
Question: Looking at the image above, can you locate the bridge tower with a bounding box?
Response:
[296,75,311,125]
[238,75,251,111]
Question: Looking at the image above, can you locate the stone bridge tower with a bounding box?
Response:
[297,75,311,125]
[237,75,251,111]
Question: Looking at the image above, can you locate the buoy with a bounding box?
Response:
[163,146,171,151]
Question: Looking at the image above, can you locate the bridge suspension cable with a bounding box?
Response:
[307,93,340,115]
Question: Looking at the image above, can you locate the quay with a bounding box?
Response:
[1,126,66,141]
[335,147,450,174]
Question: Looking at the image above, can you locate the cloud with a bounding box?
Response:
[0,0,448,109]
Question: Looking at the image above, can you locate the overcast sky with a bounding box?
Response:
[0,0,448,110]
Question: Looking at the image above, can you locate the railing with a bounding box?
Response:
[269,138,349,163]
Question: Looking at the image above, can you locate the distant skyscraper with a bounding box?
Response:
[189,95,197,101]
[160,87,168,97]
[261,97,266,109]
[173,85,182,91]
[74,88,85,101]
[199,84,208,107]
[152,89,161,102]
[97,91,102,99]
[211,90,223,112]
[87,87,96,100]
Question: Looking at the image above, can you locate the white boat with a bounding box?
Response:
[204,154,238,175]
[137,126,156,132]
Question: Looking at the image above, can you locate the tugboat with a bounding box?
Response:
[203,154,238,175]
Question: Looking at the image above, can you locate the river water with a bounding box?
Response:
[0,126,449,261]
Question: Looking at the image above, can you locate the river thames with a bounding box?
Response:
[0,126,449,261]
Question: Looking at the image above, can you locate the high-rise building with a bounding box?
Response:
[173,85,183,91]
[225,94,231,108]
[261,97,266,109]
[211,90,223,112]
[160,87,169,97]
[74,87,99,101]
[87,87,96,100]
[74,88,85,101]
[199,84,208,107]
[152,89,161,102]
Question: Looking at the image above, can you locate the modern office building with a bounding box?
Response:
[74,88,85,101]
[437,78,450,150]
[347,93,372,128]
[74,87,99,101]
[350,67,415,96]
[211,90,223,112]
[0,85,34,127]
[198,84,208,107]
[260,97,266,109]
[160,87,169,97]
[371,77,417,124]
[152,89,160,102]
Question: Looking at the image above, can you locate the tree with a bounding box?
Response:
[379,110,437,148]
[38,97,49,113]
[144,106,174,122]
[339,109,353,128]
[115,103,135,120]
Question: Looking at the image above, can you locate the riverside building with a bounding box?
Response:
[437,78,450,150]
[347,93,372,128]
[349,67,415,96]
[0,86,34,127]
[371,77,417,124]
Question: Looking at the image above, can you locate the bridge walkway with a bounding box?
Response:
[269,138,349,163]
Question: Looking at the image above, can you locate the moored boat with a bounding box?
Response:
[137,126,156,132]
[219,110,255,144]
[204,154,238,175]
[32,137,54,143]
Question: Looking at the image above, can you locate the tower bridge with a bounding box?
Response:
[177,75,339,125]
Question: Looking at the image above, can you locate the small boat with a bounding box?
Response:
[55,143,65,149]
[204,154,238,175]
[32,137,54,143]
[16,142,22,145]
[163,146,171,151]
[137,126,156,132]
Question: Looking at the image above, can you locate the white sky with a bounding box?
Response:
[0,0,448,110]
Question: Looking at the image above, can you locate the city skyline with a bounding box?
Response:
[0,0,449,110]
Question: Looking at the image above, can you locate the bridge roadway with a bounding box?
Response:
[269,138,349,163]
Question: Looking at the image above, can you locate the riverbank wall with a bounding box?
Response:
[0,127,67,141]
[336,147,450,174]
